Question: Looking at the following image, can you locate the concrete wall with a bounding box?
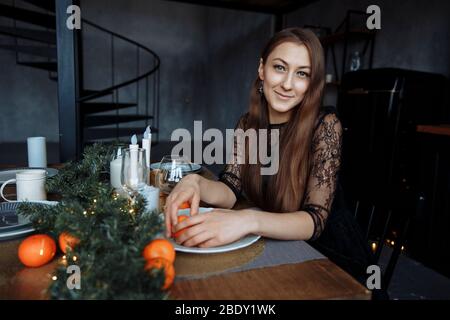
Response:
[204,7,272,132]
[0,0,272,149]
[0,5,59,144]
[81,0,210,142]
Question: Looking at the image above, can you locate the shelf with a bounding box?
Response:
[416,125,450,137]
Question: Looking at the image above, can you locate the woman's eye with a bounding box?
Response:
[274,64,285,71]
[297,71,309,78]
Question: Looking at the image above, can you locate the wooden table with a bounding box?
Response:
[0,164,371,300]
[170,259,370,300]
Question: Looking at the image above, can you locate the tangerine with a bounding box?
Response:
[58,232,80,254]
[18,234,56,268]
[142,239,176,263]
[145,258,175,290]
[173,215,189,239]
[179,201,190,209]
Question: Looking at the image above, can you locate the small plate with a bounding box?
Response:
[150,162,202,173]
[0,167,59,184]
[0,200,58,241]
[170,207,261,254]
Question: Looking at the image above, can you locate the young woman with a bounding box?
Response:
[164,27,375,286]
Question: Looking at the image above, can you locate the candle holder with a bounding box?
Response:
[121,148,148,200]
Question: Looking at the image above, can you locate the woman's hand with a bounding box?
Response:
[164,174,201,238]
[172,209,254,248]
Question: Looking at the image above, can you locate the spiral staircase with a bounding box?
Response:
[0,0,160,161]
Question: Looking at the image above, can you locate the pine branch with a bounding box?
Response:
[17,143,166,299]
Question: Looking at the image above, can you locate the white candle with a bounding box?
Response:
[130,134,139,187]
[110,148,123,189]
[141,185,160,213]
[142,126,152,169]
[27,137,47,168]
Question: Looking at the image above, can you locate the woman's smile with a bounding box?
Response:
[274,90,294,100]
[258,41,311,124]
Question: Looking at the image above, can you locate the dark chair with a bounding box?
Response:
[352,190,426,290]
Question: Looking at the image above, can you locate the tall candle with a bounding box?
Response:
[142,126,151,169]
[110,148,123,189]
[130,134,139,187]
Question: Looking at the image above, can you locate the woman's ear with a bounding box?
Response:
[258,58,264,81]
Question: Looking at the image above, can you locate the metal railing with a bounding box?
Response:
[78,18,160,142]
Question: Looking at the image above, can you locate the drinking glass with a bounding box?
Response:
[121,148,148,198]
[158,155,193,195]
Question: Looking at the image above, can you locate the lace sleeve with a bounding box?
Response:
[302,112,343,241]
[218,114,247,199]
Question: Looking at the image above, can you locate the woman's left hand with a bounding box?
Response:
[172,209,253,248]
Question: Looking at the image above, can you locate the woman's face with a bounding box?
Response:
[258,41,311,123]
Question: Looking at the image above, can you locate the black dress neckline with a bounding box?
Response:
[269,121,288,128]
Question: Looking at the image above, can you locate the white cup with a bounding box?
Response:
[0,169,47,202]
[27,136,47,168]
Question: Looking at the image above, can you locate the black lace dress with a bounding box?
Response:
[218,107,375,284]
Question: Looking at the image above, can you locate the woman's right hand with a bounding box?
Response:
[164,173,201,238]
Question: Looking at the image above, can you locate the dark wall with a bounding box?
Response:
[0,0,272,146]
[286,0,450,107]
[204,8,272,134]
[287,0,450,76]
[1,0,448,146]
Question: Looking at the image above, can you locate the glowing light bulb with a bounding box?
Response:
[52,276,57,281]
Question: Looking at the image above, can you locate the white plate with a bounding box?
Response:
[150,162,202,173]
[0,167,59,183]
[0,200,58,241]
[170,207,261,254]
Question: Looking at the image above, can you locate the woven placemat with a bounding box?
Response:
[174,239,265,278]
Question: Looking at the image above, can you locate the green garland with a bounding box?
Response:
[18,143,166,299]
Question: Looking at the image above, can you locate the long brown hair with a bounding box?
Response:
[241,27,325,212]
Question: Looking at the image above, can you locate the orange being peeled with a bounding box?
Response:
[179,201,190,209]
[173,215,189,239]
[58,232,80,254]
[145,258,175,290]
[18,234,56,268]
[142,239,176,263]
